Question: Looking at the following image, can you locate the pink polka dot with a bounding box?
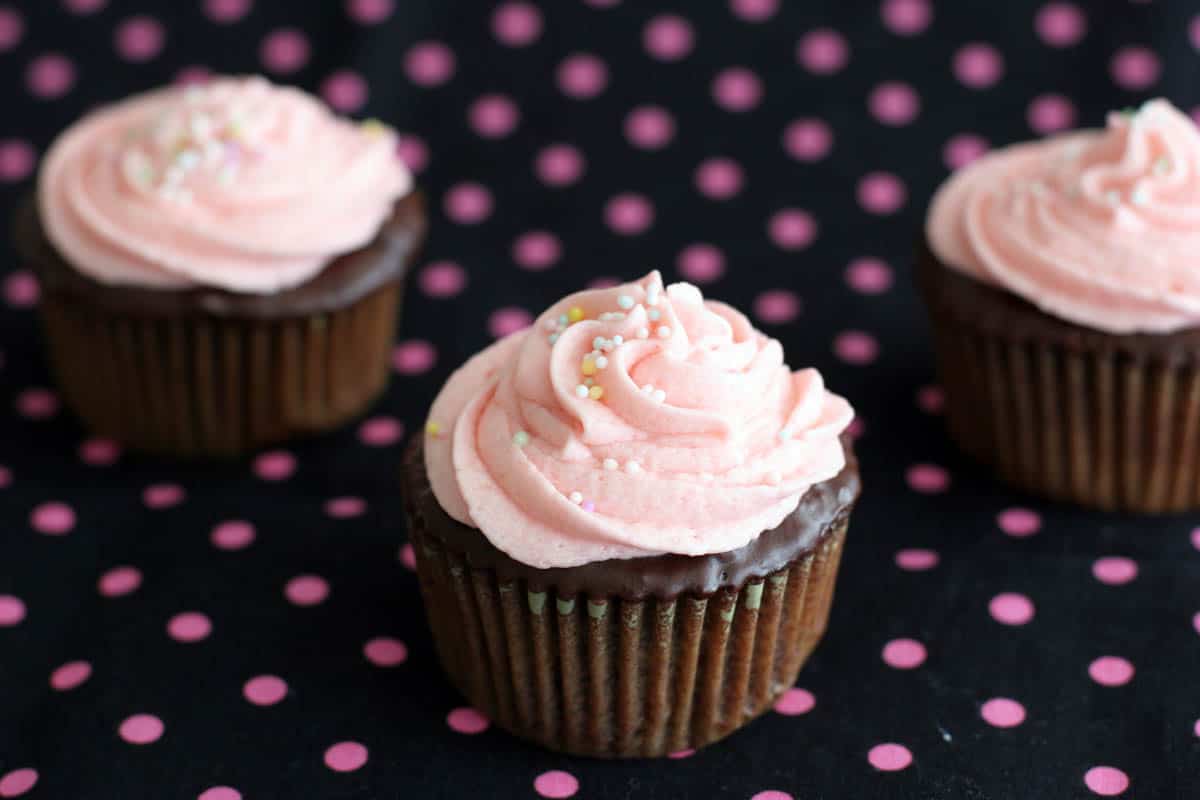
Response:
[1028,94,1076,134]
[326,497,367,518]
[243,674,288,706]
[1194,718,1200,737]
[358,416,404,446]
[0,7,23,52]
[677,243,725,284]
[260,29,309,74]
[0,595,26,627]
[754,290,801,324]
[493,2,542,46]
[1191,526,1200,551]
[4,270,38,306]
[0,142,35,183]
[846,416,866,440]
[79,437,121,466]
[1092,556,1138,586]
[731,0,778,21]
[797,29,849,74]
[175,66,212,86]
[916,385,944,414]
[644,15,693,61]
[882,638,927,669]
[605,193,655,235]
[204,0,251,23]
[31,501,75,535]
[867,743,913,771]
[395,133,429,173]
[750,793,791,800]
[1191,16,1200,51]
[513,231,562,270]
[364,636,408,666]
[953,43,1004,89]
[419,261,467,298]
[50,660,92,690]
[211,520,255,551]
[0,466,10,488]
[667,749,694,759]
[695,158,744,200]
[198,788,241,800]
[1111,46,1159,90]
[980,697,1026,728]
[1193,611,1200,635]
[557,53,608,99]
[989,592,1035,626]
[895,548,939,571]
[998,508,1041,537]
[167,612,212,643]
[0,769,37,798]
[489,307,534,338]
[399,543,417,570]
[712,67,763,112]
[533,770,579,799]
[834,331,879,365]
[447,707,490,734]
[582,0,619,6]
[324,741,368,772]
[321,70,367,113]
[944,134,989,169]
[857,172,907,215]
[143,483,185,509]
[624,106,675,150]
[393,339,437,374]
[469,94,519,138]
[115,16,165,62]
[405,41,455,87]
[905,463,948,494]
[869,82,920,126]
[444,182,493,225]
[346,0,392,24]
[773,687,815,715]
[846,258,893,294]
[16,388,58,419]
[1084,766,1129,796]
[1036,3,1086,47]
[769,209,817,250]
[98,566,142,597]
[64,0,106,13]
[882,0,931,35]
[1089,656,1134,686]
[535,144,585,187]
[285,575,329,606]
[119,713,164,745]
[254,450,296,481]
[783,118,832,162]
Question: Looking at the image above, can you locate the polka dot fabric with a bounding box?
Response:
[0,1,1195,797]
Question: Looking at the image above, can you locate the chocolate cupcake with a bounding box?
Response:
[403,272,859,757]
[17,76,424,457]
[920,99,1200,512]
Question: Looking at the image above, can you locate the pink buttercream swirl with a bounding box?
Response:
[928,99,1200,334]
[38,76,411,293]
[424,272,854,569]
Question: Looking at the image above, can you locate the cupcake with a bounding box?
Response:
[920,99,1200,512]
[15,76,424,457]
[403,271,859,757]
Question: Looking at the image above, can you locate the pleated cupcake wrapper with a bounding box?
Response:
[39,282,400,457]
[410,520,847,758]
[927,306,1200,512]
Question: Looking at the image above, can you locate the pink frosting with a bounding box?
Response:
[37,76,411,293]
[927,99,1200,334]
[424,272,854,569]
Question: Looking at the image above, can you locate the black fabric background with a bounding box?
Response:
[1,1,1199,798]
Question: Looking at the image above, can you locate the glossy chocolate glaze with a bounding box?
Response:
[917,237,1200,366]
[14,189,426,320]
[402,437,860,599]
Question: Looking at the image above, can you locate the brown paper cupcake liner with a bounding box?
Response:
[409,519,847,758]
[38,281,401,457]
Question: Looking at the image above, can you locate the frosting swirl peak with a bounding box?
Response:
[424,272,854,569]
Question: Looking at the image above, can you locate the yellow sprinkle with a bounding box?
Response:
[360,118,390,137]
[567,306,585,323]
[588,386,604,400]
[425,421,442,437]
[581,356,598,377]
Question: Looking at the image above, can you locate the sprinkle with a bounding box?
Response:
[548,333,559,344]
[778,427,792,441]
[612,335,623,345]
[699,472,714,481]
[1154,156,1172,175]
[603,458,619,471]
[569,491,583,504]
[593,336,607,350]
[582,500,595,512]
[360,117,389,137]
[568,306,585,323]
[636,327,649,339]
[657,325,672,338]
[641,384,655,394]
[1104,189,1121,206]
[1131,186,1150,206]
[584,378,595,386]
[558,314,569,326]
[575,384,589,398]
[513,430,530,448]
[594,355,609,369]
[588,385,605,400]
[625,461,641,474]
[175,149,201,170]
[617,294,635,310]
[425,421,442,437]
[581,356,598,376]
[648,308,662,321]
[646,286,660,306]
[651,389,666,403]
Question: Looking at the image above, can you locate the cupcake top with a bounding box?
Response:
[424,272,854,569]
[927,99,1200,334]
[37,75,411,294]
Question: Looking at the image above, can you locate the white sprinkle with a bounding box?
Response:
[1104,189,1121,206]
[1131,186,1150,206]
[617,294,634,310]
[636,327,649,339]
[549,333,559,344]
[513,430,530,447]
[657,326,672,339]
[612,335,624,345]
[778,428,792,441]
[176,149,200,170]
[652,389,666,403]
[603,458,619,471]
[558,314,568,325]
[648,308,661,321]
[699,472,714,481]
[594,356,609,369]
[625,461,641,474]
[611,312,626,321]
[575,384,589,398]
[593,337,607,350]
[569,491,583,504]
[646,287,660,306]
[641,384,655,394]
